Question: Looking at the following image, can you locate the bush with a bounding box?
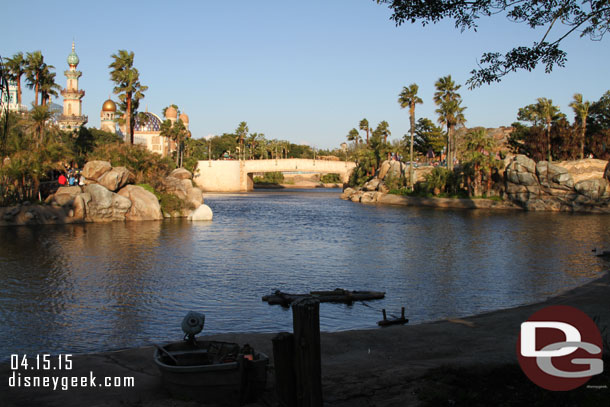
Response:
[158,192,185,214]
[89,143,175,189]
[320,173,341,183]
[253,172,284,184]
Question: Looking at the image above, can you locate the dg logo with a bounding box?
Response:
[517,305,604,391]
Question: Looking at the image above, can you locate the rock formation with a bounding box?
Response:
[504,155,609,212]
[1,161,212,226]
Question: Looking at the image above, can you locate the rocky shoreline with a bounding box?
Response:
[0,161,213,227]
[342,156,610,213]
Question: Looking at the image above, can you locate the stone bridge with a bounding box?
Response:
[193,158,356,192]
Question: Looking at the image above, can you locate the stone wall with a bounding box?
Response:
[504,155,610,212]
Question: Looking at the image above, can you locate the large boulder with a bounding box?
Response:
[188,204,213,221]
[574,178,609,200]
[170,168,192,180]
[605,161,610,182]
[162,176,190,200]
[186,187,204,209]
[84,184,131,222]
[97,167,134,192]
[82,161,112,180]
[52,186,82,206]
[117,185,163,221]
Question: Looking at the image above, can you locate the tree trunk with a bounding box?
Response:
[16,75,22,105]
[581,124,586,160]
[546,121,552,162]
[34,73,39,106]
[366,129,369,145]
[127,96,133,145]
[409,104,415,188]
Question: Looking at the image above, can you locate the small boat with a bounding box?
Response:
[262,288,385,306]
[154,312,268,406]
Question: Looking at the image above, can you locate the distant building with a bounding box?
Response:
[0,79,27,114]
[58,42,87,130]
[117,105,190,158]
[100,98,117,133]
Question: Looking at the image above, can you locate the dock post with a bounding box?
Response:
[272,332,297,407]
[292,297,322,407]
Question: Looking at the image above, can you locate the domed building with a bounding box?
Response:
[112,107,189,158]
[100,98,117,133]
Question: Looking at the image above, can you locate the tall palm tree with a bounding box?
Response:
[25,51,46,106]
[398,83,423,187]
[109,50,148,144]
[434,75,465,170]
[347,128,361,145]
[39,65,60,106]
[569,93,591,160]
[359,118,370,145]
[5,52,26,106]
[235,121,248,160]
[536,97,561,162]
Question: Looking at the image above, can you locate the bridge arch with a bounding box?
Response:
[193,159,356,192]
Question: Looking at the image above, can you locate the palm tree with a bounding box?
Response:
[359,118,370,145]
[27,104,53,147]
[434,75,465,170]
[25,51,46,106]
[377,121,391,143]
[398,83,423,187]
[39,65,60,106]
[109,50,148,144]
[235,121,248,160]
[5,52,26,106]
[463,128,497,196]
[347,128,361,145]
[536,97,561,162]
[569,93,591,160]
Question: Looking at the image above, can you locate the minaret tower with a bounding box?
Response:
[59,41,88,130]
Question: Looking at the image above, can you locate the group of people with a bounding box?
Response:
[58,165,85,187]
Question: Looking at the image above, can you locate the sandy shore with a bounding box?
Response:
[2,269,608,406]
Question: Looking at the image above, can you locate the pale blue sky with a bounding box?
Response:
[4,1,609,148]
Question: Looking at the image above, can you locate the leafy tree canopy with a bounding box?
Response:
[376,1,610,87]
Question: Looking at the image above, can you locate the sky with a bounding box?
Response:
[3,0,609,149]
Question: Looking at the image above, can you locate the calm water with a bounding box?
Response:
[1,189,609,359]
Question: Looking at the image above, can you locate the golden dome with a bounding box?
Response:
[179,113,189,123]
[102,99,117,112]
[165,106,178,119]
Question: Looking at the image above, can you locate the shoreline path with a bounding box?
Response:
[2,269,608,406]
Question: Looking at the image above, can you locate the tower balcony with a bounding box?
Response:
[63,70,82,79]
[61,88,85,98]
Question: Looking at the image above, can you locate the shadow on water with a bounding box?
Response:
[1,190,609,357]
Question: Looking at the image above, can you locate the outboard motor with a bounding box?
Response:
[181,311,205,346]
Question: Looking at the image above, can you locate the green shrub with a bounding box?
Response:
[320,173,341,183]
[253,172,284,184]
[158,192,185,214]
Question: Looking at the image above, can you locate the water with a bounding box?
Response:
[1,189,609,359]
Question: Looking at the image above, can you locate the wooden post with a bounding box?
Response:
[292,297,322,407]
[272,332,297,407]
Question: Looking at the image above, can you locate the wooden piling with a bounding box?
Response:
[272,332,297,407]
[292,297,323,407]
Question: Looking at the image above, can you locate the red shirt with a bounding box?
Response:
[58,175,67,185]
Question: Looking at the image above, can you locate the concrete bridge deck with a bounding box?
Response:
[193,158,356,192]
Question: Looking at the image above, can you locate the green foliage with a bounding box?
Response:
[320,173,341,183]
[158,192,185,214]
[413,117,445,156]
[376,1,610,87]
[253,172,284,184]
[88,143,175,188]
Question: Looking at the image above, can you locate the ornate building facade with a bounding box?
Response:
[58,42,87,130]
[0,79,28,114]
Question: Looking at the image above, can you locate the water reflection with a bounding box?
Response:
[0,190,608,358]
